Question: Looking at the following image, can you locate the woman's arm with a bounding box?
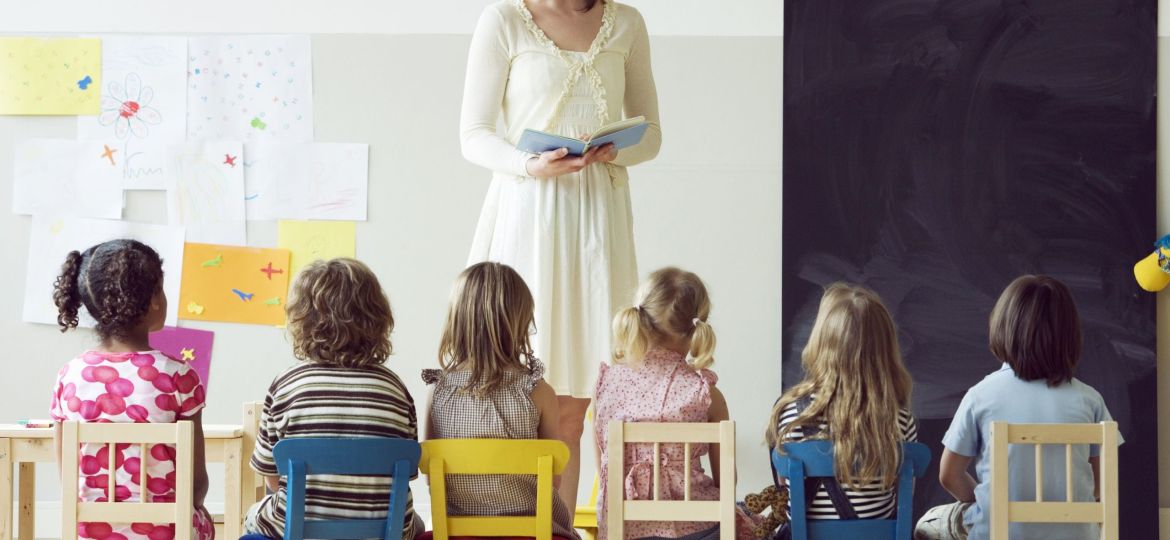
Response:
[939,448,977,502]
[706,385,729,483]
[188,411,210,507]
[611,10,661,168]
[459,7,534,177]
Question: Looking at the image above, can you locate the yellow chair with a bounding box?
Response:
[572,475,599,540]
[60,421,195,540]
[421,439,570,540]
[989,421,1119,540]
[605,421,737,540]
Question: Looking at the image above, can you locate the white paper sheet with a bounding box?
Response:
[12,139,124,219]
[23,216,185,327]
[166,142,246,245]
[244,142,368,220]
[187,35,314,143]
[77,36,188,190]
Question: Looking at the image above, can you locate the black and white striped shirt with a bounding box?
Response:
[249,363,418,538]
[778,401,918,520]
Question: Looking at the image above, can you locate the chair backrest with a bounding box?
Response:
[59,421,195,540]
[772,440,931,540]
[241,401,264,506]
[273,437,421,540]
[420,439,569,540]
[988,421,1119,540]
[605,421,737,540]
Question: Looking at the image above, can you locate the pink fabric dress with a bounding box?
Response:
[593,348,720,539]
[50,350,214,540]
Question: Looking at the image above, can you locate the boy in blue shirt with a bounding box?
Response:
[914,275,1121,540]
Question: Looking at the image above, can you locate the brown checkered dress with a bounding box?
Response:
[423,360,579,540]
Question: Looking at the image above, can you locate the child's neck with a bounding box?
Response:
[100,331,151,353]
[654,336,691,357]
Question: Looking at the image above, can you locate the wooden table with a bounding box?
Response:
[0,424,245,540]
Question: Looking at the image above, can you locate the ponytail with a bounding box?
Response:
[612,305,650,364]
[52,250,86,332]
[688,318,716,370]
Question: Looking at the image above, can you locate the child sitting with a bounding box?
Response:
[422,262,579,540]
[915,275,1121,540]
[244,258,421,539]
[50,239,214,540]
[593,267,728,540]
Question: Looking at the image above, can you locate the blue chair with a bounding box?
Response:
[239,437,421,540]
[772,441,931,540]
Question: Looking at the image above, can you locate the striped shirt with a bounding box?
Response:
[777,401,918,520]
[248,363,418,539]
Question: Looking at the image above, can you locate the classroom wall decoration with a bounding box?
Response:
[12,138,124,219]
[783,0,1156,535]
[0,37,102,115]
[278,219,356,278]
[76,35,188,190]
[149,326,215,392]
[178,243,291,326]
[244,142,369,220]
[23,216,185,327]
[166,141,247,245]
[186,35,314,143]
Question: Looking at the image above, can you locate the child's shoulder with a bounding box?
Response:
[271,362,406,392]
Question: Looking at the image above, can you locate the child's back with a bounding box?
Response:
[943,364,1114,539]
[423,262,579,540]
[594,347,721,540]
[248,362,417,537]
[424,360,577,539]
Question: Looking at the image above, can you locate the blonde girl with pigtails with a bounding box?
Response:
[592,267,730,540]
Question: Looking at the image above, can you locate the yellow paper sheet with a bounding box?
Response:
[178,243,291,326]
[0,37,102,115]
[278,220,357,281]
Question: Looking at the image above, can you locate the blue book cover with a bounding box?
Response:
[517,116,647,156]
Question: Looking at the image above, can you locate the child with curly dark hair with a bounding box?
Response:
[243,258,422,539]
[49,238,214,540]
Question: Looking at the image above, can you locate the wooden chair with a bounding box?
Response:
[420,439,571,540]
[605,421,736,540]
[772,441,931,540]
[59,421,195,540]
[989,421,1119,540]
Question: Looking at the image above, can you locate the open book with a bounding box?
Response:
[517,116,648,156]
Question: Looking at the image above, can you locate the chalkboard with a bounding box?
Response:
[782,0,1157,535]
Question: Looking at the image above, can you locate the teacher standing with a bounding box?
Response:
[459,0,661,507]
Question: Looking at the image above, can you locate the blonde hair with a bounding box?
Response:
[286,258,394,368]
[437,262,536,396]
[766,283,912,489]
[612,267,716,370]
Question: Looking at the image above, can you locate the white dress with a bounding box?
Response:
[460,0,662,397]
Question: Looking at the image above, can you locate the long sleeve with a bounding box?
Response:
[612,10,662,168]
[460,6,534,177]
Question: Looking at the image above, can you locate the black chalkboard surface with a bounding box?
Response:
[782,0,1157,536]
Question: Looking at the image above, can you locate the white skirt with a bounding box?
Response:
[468,163,638,397]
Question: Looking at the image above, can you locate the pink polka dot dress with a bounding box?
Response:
[49,350,214,540]
[593,348,720,540]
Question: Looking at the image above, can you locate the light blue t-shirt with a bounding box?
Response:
[942,363,1121,540]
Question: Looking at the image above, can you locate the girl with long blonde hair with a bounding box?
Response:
[423,262,579,540]
[593,267,730,539]
[768,283,917,521]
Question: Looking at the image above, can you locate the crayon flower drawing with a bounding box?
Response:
[97,73,162,139]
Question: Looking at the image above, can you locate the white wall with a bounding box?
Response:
[0,4,782,537]
[0,0,782,37]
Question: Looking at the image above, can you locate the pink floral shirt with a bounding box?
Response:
[593,348,720,540]
[50,350,212,540]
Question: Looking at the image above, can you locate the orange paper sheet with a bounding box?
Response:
[178,243,291,326]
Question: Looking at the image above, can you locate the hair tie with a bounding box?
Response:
[692,317,702,327]
[634,304,643,312]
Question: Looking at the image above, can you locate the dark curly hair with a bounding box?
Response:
[52,239,164,340]
[286,258,394,368]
